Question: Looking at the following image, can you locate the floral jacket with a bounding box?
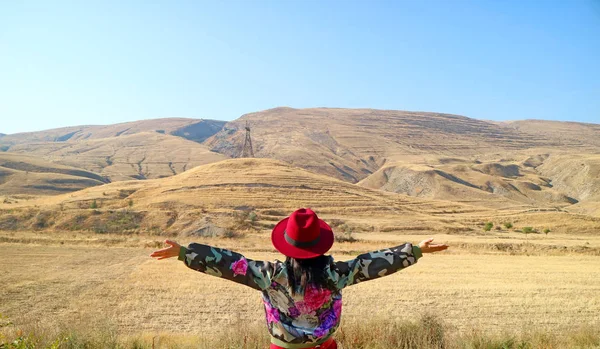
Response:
[178,243,422,348]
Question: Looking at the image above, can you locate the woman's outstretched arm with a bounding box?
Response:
[150,240,274,291]
[331,238,448,289]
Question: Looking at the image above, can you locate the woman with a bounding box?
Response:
[151,208,448,349]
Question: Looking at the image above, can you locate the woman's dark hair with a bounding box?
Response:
[286,255,332,295]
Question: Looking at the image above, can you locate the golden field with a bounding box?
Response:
[1,229,600,348]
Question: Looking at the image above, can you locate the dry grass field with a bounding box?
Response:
[1,232,599,348]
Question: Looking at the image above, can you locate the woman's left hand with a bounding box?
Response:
[150,240,181,260]
[418,238,449,253]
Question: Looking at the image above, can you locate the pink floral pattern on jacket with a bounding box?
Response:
[296,284,332,314]
[264,301,280,324]
[230,258,248,276]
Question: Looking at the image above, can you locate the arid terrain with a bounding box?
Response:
[1,108,599,348]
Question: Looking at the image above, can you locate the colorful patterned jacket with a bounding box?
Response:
[178,243,422,348]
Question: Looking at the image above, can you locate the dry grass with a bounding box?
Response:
[2,311,599,348]
[1,232,600,348]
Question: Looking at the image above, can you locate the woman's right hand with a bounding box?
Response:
[418,238,448,253]
[150,240,181,260]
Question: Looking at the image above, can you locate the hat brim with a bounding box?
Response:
[271,217,334,259]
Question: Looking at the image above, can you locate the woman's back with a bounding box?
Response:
[263,256,342,345]
[178,242,421,347]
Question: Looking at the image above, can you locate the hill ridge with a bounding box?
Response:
[0,117,226,144]
[0,153,107,195]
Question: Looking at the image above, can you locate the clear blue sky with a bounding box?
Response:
[1,0,599,134]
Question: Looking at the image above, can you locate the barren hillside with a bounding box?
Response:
[358,154,583,209]
[5,132,228,181]
[0,153,107,195]
[204,108,596,183]
[535,153,600,216]
[501,120,600,150]
[0,118,225,145]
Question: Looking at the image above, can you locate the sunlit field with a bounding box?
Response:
[1,231,599,348]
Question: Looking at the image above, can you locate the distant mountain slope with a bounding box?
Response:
[205,107,570,183]
[0,153,107,195]
[2,108,599,215]
[6,132,228,181]
[358,155,580,210]
[501,120,600,150]
[0,118,225,146]
[535,154,600,216]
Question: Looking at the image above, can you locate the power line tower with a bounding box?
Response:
[241,121,254,158]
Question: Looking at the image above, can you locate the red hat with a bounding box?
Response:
[271,208,334,259]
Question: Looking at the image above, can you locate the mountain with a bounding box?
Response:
[201,107,600,211]
[2,108,599,219]
[205,107,594,183]
[0,153,107,195]
[0,118,228,182]
[0,118,225,146]
[6,132,227,181]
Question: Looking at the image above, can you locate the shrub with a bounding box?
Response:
[261,209,287,216]
[91,211,145,234]
[334,223,359,243]
[543,228,551,236]
[118,189,136,199]
[223,230,244,239]
[231,211,258,230]
[0,215,19,230]
[335,232,358,243]
[90,200,98,209]
[248,212,257,222]
[504,222,513,229]
[483,222,494,232]
[33,211,54,229]
[327,219,346,228]
[128,199,134,208]
[523,227,535,234]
